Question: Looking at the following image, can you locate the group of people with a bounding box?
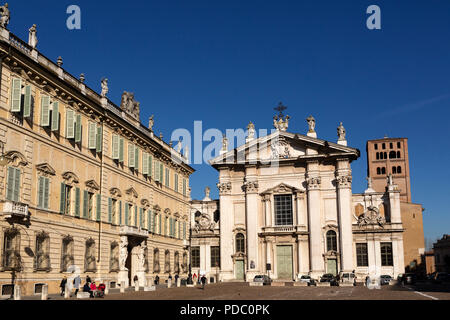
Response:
[192,273,208,289]
[59,275,106,298]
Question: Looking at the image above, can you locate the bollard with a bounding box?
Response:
[41,284,48,300]
[177,278,181,287]
[14,285,21,300]
[167,279,172,288]
[64,284,70,299]
[104,282,109,295]
[120,281,125,293]
[135,281,139,292]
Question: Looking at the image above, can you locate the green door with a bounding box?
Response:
[327,259,337,276]
[277,246,293,280]
[235,260,245,280]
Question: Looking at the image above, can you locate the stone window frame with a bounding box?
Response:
[34,231,51,272]
[191,246,200,269]
[4,151,28,203]
[61,171,80,216]
[356,243,369,267]
[174,251,180,274]
[260,183,300,227]
[110,241,119,272]
[60,235,74,272]
[109,188,122,225]
[153,248,160,274]
[164,249,171,274]
[1,227,22,271]
[84,238,97,272]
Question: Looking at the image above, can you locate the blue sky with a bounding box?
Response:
[9,0,450,241]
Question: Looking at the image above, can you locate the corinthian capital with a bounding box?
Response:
[336,175,352,188]
[217,182,232,195]
[242,181,259,193]
[306,177,321,190]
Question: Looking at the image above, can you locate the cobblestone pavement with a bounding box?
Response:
[17,281,450,300]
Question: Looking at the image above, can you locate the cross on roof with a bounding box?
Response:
[274,102,287,117]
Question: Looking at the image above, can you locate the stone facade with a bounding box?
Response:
[0,25,193,296]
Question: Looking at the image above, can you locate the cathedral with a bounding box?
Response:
[191,110,406,282]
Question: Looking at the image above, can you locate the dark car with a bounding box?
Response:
[320,274,338,286]
[403,273,417,285]
[433,272,449,284]
[380,275,392,285]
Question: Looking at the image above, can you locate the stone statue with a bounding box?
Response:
[138,243,146,270]
[270,139,280,159]
[337,122,346,140]
[176,139,182,153]
[119,237,128,271]
[307,115,316,133]
[28,24,37,48]
[101,78,108,97]
[247,121,255,140]
[120,91,140,120]
[0,3,10,29]
[387,174,394,186]
[205,187,211,199]
[148,115,154,131]
[222,135,228,152]
[367,177,373,189]
[273,115,290,131]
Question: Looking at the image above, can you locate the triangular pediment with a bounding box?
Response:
[85,180,100,191]
[36,163,56,176]
[126,187,138,198]
[260,183,300,195]
[209,130,359,167]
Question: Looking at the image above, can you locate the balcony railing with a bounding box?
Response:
[261,225,300,234]
[120,225,149,238]
[2,201,29,218]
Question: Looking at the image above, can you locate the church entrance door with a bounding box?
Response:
[327,259,337,276]
[276,245,293,280]
[235,260,245,280]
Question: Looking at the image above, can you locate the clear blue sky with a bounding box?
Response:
[9,0,450,241]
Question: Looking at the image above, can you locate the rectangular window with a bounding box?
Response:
[134,146,139,171]
[96,194,101,221]
[374,143,378,150]
[112,134,119,160]
[11,78,22,112]
[6,167,21,202]
[119,137,124,163]
[75,187,80,217]
[154,160,160,182]
[274,195,293,226]
[175,174,179,192]
[96,126,102,153]
[165,168,170,188]
[381,242,393,266]
[183,179,186,196]
[23,85,32,118]
[51,102,59,132]
[60,183,72,215]
[75,114,82,143]
[211,246,220,268]
[128,142,135,168]
[37,176,50,209]
[356,243,368,267]
[191,247,200,268]
[148,155,153,178]
[88,122,97,150]
[40,95,50,127]
[66,109,75,139]
[142,152,149,175]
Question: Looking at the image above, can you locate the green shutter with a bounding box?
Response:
[149,155,153,178]
[183,179,186,196]
[143,152,148,175]
[134,206,138,227]
[23,85,32,118]
[96,194,101,221]
[51,102,59,131]
[125,204,129,226]
[128,143,135,168]
[175,174,179,192]
[11,78,22,112]
[75,114,82,143]
[40,95,50,126]
[75,188,80,217]
[139,208,143,228]
[159,215,162,234]
[60,183,66,214]
[119,137,124,163]
[38,176,44,208]
[108,198,112,223]
[119,201,122,225]
[44,177,50,209]
[135,146,139,171]
[83,190,88,218]
[88,122,97,149]
[112,134,119,160]
[160,163,164,184]
[154,160,159,182]
[96,126,102,153]
[147,210,152,230]
[66,109,75,139]
[153,213,156,233]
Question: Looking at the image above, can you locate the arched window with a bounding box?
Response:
[383,152,387,159]
[174,251,180,274]
[153,249,160,273]
[326,230,337,252]
[397,166,402,174]
[381,167,386,175]
[392,166,397,174]
[382,143,386,149]
[236,233,245,253]
[397,142,401,148]
[397,151,401,158]
[376,152,380,160]
[377,167,381,175]
[374,144,378,150]
[389,151,396,159]
[390,142,393,149]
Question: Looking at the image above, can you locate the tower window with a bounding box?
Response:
[381,167,386,175]
[376,152,380,160]
[382,143,386,149]
[390,142,393,149]
[374,144,378,150]
[392,166,397,174]
[377,168,381,175]
[397,166,402,174]
[397,142,401,148]
[397,151,401,158]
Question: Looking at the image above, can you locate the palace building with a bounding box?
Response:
[192,113,407,282]
[0,18,194,296]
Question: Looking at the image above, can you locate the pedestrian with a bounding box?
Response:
[133,275,139,287]
[73,274,81,297]
[201,275,207,290]
[155,275,160,285]
[175,274,179,284]
[168,274,172,281]
[86,274,92,284]
[60,276,67,296]
[193,273,197,284]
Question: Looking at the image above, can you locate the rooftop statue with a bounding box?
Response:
[0,3,9,29]
[101,78,108,97]
[337,122,346,141]
[120,91,140,121]
[307,115,316,133]
[28,24,37,48]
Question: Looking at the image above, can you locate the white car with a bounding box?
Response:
[299,275,314,285]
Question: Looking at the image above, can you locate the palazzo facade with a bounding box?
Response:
[199,115,405,282]
[0,21,193,296]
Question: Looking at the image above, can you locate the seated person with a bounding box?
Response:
[83,282,91,297]
[90,282,97,297]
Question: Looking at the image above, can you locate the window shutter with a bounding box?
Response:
[175,174,179,192]
[23,85,32,118]
[183,179,186,196]
[125,204,129,226]
[11,78,22,112]
[66,109,75,139]
[160,163,164,184]
[96,126,102,153]
[13,169,21,202]
[75,114,82,143]
[149,155,153,178]
[108,198,112,223]
[153,213,156,233]
[59,183,66,214]
[119,137,124,163]
[128,143,135,168]
[51,102,59,131]
[38,176,44,208]
[83,190,88,218]
[148,210,152,231]
[139,207,143,228]
[88,122,97,150]
[119,201,122,225]
[135,146,139,171]
[142,152,149,175]
[134,206,138,227]
[40,95,50,126]
[154,160,159,182]
[159,214,162,234]
[112,134,119,160]
[75,188,80,217]
[96,194,101,221]
[43,177,50,209]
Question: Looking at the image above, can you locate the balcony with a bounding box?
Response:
[119,225,149,238]
[2,201,29,219]
[260,225,308,235]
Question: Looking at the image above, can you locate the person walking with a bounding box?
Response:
[73,274,81,297]
[86,274,92,284]
[201,275,207,290]
[60,277,67,296]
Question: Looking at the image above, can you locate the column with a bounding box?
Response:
[244,168,260,279]
[336,159,355,273]
[306,160,324,278]
[218,168,234,280]
[295,191,307,227]
[263,195,272,227]
[298,237,310,275]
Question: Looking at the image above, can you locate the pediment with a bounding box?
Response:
[153,204,161,213]
[5,150,28,167]
[260,183,300,195]
[125,187,138,198]
[141,198,150,208]
[85,180,100,191]
[110,188,122,198]
[210,130,359,167]
[36,163,56,176]
[62,171,79,185]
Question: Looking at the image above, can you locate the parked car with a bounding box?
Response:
[433,272,449,284]
[380,275,393,285]
[403,273,417,285]
[299,275,315,286]
[339,272,356,285]
[253,275,272,285]
[320,274,338,286]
